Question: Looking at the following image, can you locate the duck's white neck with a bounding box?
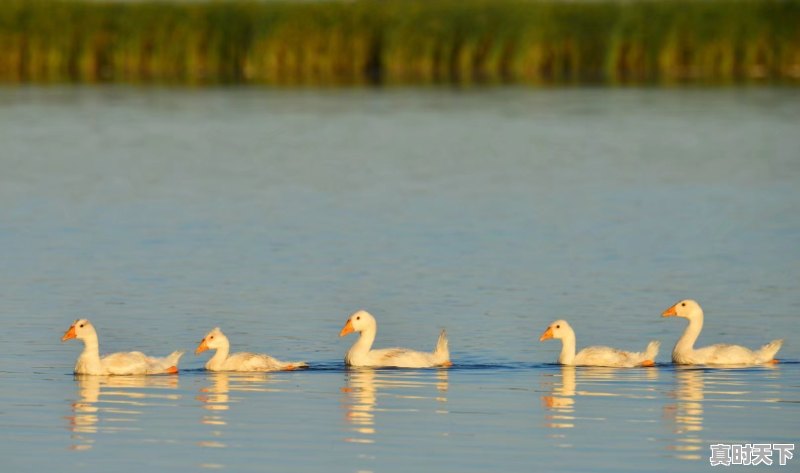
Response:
[673,310,704,357]
[77,330,103,373]
[346,326,376,363]
[206,338,231,371]
[557,329,577,365]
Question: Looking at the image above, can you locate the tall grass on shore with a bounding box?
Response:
[0,0,798,85]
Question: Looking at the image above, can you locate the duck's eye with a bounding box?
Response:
[79,324,84,328]
[210,336,214,339]
[681,302,686,307]
[356,316,360,321]
[556,325,560,329]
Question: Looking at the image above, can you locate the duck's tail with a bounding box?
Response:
[164,350,184,372]
[151,350,184,374]
[642,340,660,366]
[283,361,309,371]
[433,329,451,366]
[757,339,783,363]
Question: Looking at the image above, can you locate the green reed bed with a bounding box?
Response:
[0,0,798,85]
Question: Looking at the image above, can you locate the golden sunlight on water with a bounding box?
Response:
[67,375,181,451]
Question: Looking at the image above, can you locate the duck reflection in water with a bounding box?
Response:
[664,368,706,461]
[541,366,576,430]
[342,368,377,444]
[196,371,275,449]
[541,365,659,448]
[67,374,180,451]
[664,364,783,461]
[341,368,450,445]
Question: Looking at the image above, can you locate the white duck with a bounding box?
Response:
[339,310,452,368]
[195,327,307,372]
[62,319,183,375]
[539,319,659,367]
[662,299,783,365]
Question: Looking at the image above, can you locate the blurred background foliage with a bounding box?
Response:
[0,0,798,85]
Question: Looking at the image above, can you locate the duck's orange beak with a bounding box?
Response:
[662,305,678,317]
[195,339,209,355]
[62,325,76,342]
[539,327,553,341]
[339,319,354,337]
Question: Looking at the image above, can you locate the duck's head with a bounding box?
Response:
[339,310,376,337]
[62,319,94,342]
[662,299,703,319]
[196,327,227,355]
[539,320,572,342]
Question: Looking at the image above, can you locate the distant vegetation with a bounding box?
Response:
[1,0,798,85]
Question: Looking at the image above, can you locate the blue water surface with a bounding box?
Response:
[0,86,798,472]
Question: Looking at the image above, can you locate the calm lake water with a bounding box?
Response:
[1,86,798,472]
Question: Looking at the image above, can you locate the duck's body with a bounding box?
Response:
[62,319,183,375]
[540,320,659,368]
[569,344,660,367]
[344,342,450,368]
[196,327,307,372]
[663,300,783,366]
[340,310,451,368]
[671,342,782,366]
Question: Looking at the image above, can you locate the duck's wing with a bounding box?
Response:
[144,351,183,373]
[227,352,286,371]
[101,351,149,375]
[695,344,757,365]
[575,346,643,367]
[368,347,439,368]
